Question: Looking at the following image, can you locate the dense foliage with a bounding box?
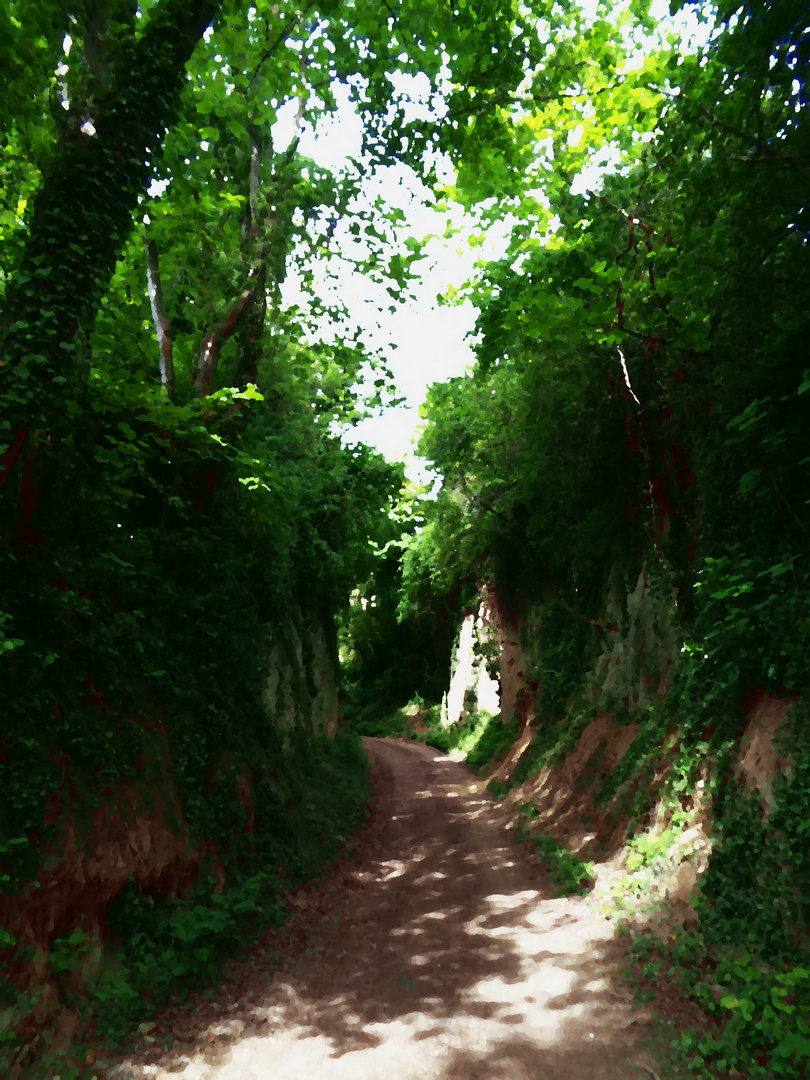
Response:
[389,0,810,1075]
[0,0,535,1072]
[407,0,809,702]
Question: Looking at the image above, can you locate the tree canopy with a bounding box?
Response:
[399,0,809,707]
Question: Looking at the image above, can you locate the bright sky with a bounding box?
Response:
[272,0,714,485]
[274,84,498,486]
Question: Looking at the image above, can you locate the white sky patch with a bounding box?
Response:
[194,0,717,480]
[268,74,511,483]
[567,123,585,149]
[570,146,624,197]
[283,196,494,483]
[147,176,170,197]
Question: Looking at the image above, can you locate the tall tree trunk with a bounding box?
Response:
[238,136,270,388]
[0,0,220,462]
[194,134,276,397]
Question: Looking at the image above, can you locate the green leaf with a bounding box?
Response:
[773,1033,810,1059]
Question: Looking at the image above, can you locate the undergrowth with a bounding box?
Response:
[621,923,810,1080]
[515,801,595,897]
[411,706,518,772]
[351,696,511,773]
[0,732,371,1080]
[608,699,810,1080]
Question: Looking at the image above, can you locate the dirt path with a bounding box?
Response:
[101,737,670,1080]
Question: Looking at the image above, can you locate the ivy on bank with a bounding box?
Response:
[356,2,810,1077]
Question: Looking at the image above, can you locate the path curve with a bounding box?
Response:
[102,737,667,1080]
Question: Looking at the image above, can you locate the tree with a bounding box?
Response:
[406,0,809,696]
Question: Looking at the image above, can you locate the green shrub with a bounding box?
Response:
[464,712,520,772]
[516,802,595,896]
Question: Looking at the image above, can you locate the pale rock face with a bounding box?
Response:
[445,612,477,727]
[589,563,678,713]
[478,583,529,720]
[474,604,501,714]
[442,565,681,736]
[443,594,502,728]
[263,618,339,737]
[476,664,500,716]
[442,584,532,729]
[435,572,799,941]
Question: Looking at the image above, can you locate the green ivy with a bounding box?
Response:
[516,804,595,897]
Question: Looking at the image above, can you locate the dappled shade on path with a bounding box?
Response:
[101,738,665,1080]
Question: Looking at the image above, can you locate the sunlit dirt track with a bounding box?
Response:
[101,737,668,1080]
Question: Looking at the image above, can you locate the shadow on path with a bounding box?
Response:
[98,737,669,1080]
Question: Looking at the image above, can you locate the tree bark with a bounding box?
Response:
[195,284,259,398]
[144,235,175,398]
[0,0,220,437]
[195,133,271,397]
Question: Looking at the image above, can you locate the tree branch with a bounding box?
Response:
[144,234,175,398]
[195,283,258,397]
[248,0,318,86]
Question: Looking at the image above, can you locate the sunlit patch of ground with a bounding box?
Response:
[99,738,671,1080]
